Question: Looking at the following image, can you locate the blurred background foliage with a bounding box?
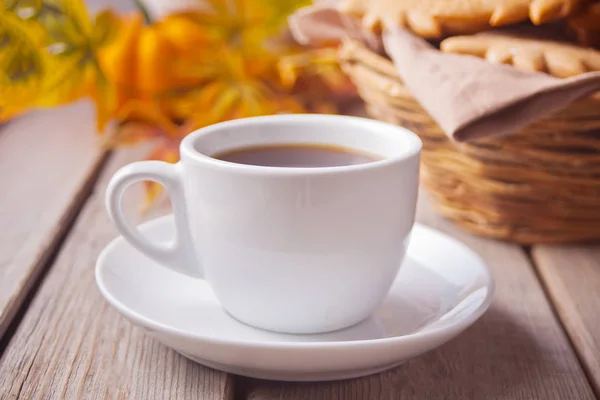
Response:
[0,0,358,207]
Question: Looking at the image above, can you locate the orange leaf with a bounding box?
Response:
[136,25,181,95]
[157,14,213,52]
[98,13,144,108]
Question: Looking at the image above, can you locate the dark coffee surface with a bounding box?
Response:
[213,144,380,168]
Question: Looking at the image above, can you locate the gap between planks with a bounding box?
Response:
[0,101,109,343]
[530,245,600,398]
[0,147,235,400]
[0,150,110,357]
[0,0,140,349]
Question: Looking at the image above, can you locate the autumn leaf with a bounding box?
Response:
[168,0,309,52]
[156,13,212,52]
[34,2,121,130]
[165,44,307,125]
[172,1,270,50]
[0,8,46,119]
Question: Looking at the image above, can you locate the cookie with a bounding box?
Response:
[339,0,584,38]
[568,2,600,47]
[440,31,600,77]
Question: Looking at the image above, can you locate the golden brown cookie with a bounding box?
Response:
[339,0,584,38]
[568,2,600,47]
[440,31,600,77]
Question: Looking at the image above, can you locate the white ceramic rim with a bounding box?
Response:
[95,216,495,351]
[179,114,422,175]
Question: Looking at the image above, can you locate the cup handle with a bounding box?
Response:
[105,161,203,279]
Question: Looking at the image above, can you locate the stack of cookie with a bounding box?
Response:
[339,0,600,78]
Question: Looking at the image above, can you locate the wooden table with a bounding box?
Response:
[0,101,599,399]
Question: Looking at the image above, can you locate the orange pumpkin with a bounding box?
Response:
[98,12,208,109]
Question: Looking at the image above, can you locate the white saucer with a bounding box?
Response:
[96,215,494,382]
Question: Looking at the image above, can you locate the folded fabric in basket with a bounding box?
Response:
[289,4,600,142]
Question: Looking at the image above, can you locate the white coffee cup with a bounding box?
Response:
[106,114,421,334]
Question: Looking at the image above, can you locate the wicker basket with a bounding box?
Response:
[339,39,600,244]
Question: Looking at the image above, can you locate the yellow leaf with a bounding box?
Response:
[36,48,88,106]
[21,0,120,123]
[169,0,287,51]
[41,0,93,37]
[0,10,46,119]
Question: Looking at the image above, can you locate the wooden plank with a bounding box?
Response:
[532,245,600,397]
[0,148,234,399]
[0,101,107,339]
[242,194,596,400]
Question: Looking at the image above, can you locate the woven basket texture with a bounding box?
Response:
[339,39,600,243]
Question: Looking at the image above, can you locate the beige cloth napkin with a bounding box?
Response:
[289,5,600,141]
